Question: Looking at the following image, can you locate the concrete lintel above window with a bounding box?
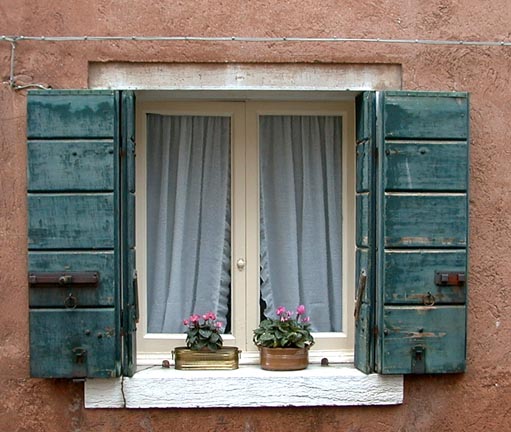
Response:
[85,365,403,408]
[88,62,402,95]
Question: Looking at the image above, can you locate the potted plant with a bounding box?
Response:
[253,305,315,371]
[184,312,224,351]
[173,312,239,370]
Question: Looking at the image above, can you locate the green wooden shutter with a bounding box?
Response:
[355,91,469,374]
[27,90,137,378]
[354,93,377,373]
[120,91,138,377]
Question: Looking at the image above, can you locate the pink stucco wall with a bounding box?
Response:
[1,1,510,430]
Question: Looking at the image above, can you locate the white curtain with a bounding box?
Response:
[259,115,343,332]
[146,114,231,333]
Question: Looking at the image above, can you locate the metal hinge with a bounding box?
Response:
[434,270,466,286]
[411,346,426,374]
[120,309,125,336]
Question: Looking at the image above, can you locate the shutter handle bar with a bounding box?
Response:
[354,269,367,322]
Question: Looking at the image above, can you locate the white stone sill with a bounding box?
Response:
[85,364,403,408]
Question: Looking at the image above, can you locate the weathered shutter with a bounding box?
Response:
[355,91,469,374]
[376,91,469,374]
[354,93,377,373]
[120,91,138,376]
[28,90,137,378]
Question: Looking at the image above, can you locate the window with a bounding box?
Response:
[27,87,468,389]
[135,101,356,363]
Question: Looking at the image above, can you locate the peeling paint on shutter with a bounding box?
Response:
[28,90,136,378]
[376,91,469,374]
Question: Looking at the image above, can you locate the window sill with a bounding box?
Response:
[84,364,403,408]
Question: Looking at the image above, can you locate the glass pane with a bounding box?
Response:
[146,114,231,333]
[259,115,342,332]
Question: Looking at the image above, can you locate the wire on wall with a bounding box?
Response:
[4,40,51,90]
[2,35,511,46]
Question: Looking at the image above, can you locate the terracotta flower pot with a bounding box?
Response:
[259,346,309,371]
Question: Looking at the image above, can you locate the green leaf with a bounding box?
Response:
[199,329,212,338]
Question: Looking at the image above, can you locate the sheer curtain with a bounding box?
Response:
[259,115,343,332]
[146,114,231,333]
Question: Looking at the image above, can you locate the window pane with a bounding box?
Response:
[259,115,342,332]
[146,114,231,333]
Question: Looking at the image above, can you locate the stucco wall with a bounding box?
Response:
[1,1,510,430]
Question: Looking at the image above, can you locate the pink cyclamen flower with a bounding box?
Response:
[276,306,286,316]
[296,305,306,315]
[190,314,200,323]
[183,319,189,326]
[215,321,223,328]
[280,314,290,322]
[206,312,217,320]
[301,316,311,323]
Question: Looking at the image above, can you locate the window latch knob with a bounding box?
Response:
[236,258,246,271]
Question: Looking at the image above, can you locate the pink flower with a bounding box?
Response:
[190,314,200,323]
[183,319,189,326]
[215,321,223,328]
[280,313,290,322]
[276,306,286,316]
[301,316,311,323]
[206,312,217,320]
[296,305,306,315]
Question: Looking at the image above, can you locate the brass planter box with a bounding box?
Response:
[173,346,240,370]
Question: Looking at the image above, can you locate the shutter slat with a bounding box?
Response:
[383,142,468,191]
[384,92,468,140]
[30,309,118,378]
[28,194,115,249]
[382,306,466,374]
[383,251,466,305]
[27,92,116,139]
[29,252,115,307]
[28,140,115,191]
[384,194,467,248]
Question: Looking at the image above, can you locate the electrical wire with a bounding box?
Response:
[1,34,511,46]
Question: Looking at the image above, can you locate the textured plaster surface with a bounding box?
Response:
[1,1,511,431]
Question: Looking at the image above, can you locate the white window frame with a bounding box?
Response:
[245,101,355,359]
[136,100,356,364]
[86,63,404,409]
[135,101,247,359]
